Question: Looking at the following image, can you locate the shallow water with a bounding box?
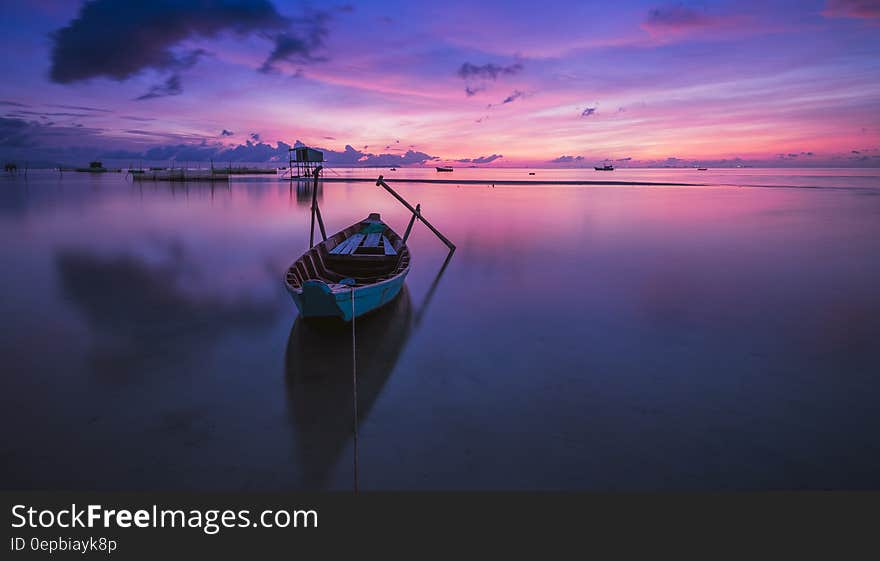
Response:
[1,168,879,490]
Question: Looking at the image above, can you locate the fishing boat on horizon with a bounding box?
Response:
[436,166,453,172]
[594,163,614,171]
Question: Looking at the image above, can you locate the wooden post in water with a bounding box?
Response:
[376,176,456,251]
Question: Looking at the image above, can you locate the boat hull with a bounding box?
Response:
[287,270,408,321]
[284,213,411,322]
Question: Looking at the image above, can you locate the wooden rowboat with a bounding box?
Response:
[284,213,410,321]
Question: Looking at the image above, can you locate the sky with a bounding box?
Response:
[0,0,878,167]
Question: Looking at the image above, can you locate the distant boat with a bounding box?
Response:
[697,167,708,171]
[436,166,453,172]
[284,213,410,321]
[594,164,614,171]
[528,172,536,175]
[390,167,397,171]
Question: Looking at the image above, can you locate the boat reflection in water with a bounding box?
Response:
[284,286,412,488]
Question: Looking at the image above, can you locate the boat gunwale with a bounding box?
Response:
[283,216,411,295]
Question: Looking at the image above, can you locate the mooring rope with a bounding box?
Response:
[351,287,359,493]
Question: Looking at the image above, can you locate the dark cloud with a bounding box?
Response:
[852,150,861,154]
[221,129,234,137]
[1,101,30,107]
[457,62,523,81]
[549,155,584,163]
[250,133,261,142]
[581,107,597,117]
[316,144,437,166]
[259,10,331,73]
[50,0,286,84]
[79,138,438,167]
[456,154,503,164]
[617,157,632,161]
[502,90,525,104]
[136,75,183,101]
[49,1,341,96]
[458,61,523,96]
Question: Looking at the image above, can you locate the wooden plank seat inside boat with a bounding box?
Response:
[285,218,409,289]
[363,232,381,247]
[328,231,397,256]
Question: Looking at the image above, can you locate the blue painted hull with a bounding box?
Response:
[288,270,408,321]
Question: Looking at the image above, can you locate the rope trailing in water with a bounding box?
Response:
[351,287,359,493]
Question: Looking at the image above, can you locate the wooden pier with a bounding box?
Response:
[131,169,229,182]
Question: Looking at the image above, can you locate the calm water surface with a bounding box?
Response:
[1,168,879,490]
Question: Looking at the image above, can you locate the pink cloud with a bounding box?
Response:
[822,0,880,19]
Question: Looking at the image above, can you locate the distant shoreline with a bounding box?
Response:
[287,176,706,187]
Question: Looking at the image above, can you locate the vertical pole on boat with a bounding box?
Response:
[309,189,316,248]
[403,203,420,243]
[376,176,456,251]
[308,165,326,247]
[313,166,327,242]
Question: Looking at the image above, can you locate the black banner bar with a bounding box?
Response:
[2,492,878,558]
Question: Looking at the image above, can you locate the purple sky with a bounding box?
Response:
[1,0,879,167]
